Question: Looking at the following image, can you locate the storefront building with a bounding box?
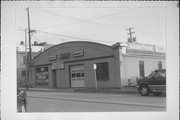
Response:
[30,41,166,88]
[31,41,121,88]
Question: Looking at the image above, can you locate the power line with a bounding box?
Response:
[135,29,159,38]
[34,29,116,44]
[16,28,43,44]
[17,27,119,44]
[137,35,156,43]
[33,8,159,38]
[33,7,139,29]
[32,35,42,43]
[17,26,159,45]
[18,25,158,39]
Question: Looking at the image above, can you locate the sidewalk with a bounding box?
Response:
[20,86,138,94]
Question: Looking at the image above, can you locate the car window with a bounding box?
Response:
[161,72,166,77]
[154,71,166,78]
[154,72,161,78]
[149,71,157,77]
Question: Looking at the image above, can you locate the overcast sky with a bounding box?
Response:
[16,5,167,46]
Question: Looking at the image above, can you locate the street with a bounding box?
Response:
[26,91,166,112]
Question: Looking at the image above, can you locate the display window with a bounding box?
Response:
[35,67,49,86]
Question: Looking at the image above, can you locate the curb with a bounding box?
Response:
[21,88,138,94]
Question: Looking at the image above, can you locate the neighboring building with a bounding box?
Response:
[121,42,166,86]
[17,51,40,87]
[29,41,166,88]
[16,42,54,87]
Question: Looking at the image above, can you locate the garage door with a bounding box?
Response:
[70,65,85,87]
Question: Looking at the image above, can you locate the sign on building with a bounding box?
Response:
[155,45,166,53]
[48,55,57,61]
[52,62,64,69]
[59,53,70,59]
[73,50,84,57]
[127,43,155,52]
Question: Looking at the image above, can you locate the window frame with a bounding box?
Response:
[96,62,109,81]
[139,60,145,77]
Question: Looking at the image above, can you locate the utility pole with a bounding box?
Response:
[127,28,135,42]
[25,28,28,85]
[26,7,32,62]
[25,7,32,89]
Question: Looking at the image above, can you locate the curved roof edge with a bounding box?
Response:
[32,41,114,63]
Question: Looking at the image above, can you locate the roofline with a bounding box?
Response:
[32,41,113,62]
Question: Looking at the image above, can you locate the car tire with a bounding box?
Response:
[153,92,162,96]
[139,85,150,96]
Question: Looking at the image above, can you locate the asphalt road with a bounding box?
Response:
[26,91,166,112]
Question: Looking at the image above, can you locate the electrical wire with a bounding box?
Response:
[33,7,139,29]
[135,29,159,38]
[17,27,116,44]
[34,29,116,44]
[32,35,42,43]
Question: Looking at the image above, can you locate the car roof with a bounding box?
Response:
[155,69,166,72]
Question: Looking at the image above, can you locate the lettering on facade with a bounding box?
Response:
[73,50,84,57]
[48,55,57,61]
[59,53,70,59]
[52,62,64,69]
[155,46,166,52]
[128,43,155,51]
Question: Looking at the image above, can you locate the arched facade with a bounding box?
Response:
[30,41,121,88]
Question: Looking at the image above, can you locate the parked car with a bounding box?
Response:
[137,69,166,96]
[17,88,27,112]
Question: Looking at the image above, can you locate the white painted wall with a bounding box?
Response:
[121,54,166,87]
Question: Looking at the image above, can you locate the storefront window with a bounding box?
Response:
[35,67,49,86]
[96,62,109,81]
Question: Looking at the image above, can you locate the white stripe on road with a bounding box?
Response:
[28,95,166,108]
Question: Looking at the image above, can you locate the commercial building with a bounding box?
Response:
[29,41,166,88]
[31,41,121,88]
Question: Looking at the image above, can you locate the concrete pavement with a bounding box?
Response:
[27,91,166,112]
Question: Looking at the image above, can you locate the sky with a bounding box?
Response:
[16,6,166,47]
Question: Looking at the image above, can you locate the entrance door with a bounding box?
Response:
[70,65,85,87]
[52,70,57,88]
